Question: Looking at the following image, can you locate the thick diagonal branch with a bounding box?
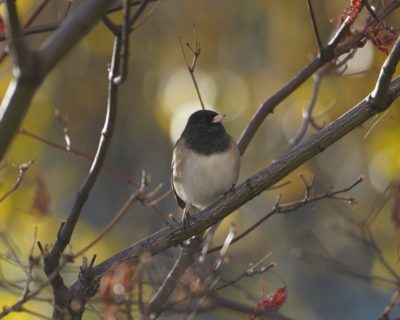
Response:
[70,67,400,301]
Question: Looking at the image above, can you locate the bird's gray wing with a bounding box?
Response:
[171,139,186,209]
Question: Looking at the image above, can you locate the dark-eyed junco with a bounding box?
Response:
[172,110,240,219]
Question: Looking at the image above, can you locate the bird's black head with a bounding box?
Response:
[180,109,231,155]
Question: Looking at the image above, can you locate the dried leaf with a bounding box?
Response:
[99,262,136,318]
[0,16,4,34]
[32,175,50,216]
[248,281,288,320]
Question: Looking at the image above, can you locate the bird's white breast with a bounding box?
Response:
[172,147,240,210]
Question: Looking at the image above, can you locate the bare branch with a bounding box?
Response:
[44,34,122,318]
[307,0,323,50]
[54,109,72,151]
[283,73,322,153]
[71,172,166,259]
[113,0,130,85]
[4,0,28,72]
[18,128,139,189]
[370,35,400,109]
[379,288,400,320]
[39,0,113,76]
[70,69,400,302]
[238,0,370,154]
[178,32,206,110]
[209,175,363,253]
[147,237,202,317]
[25,0,51,28]
[0,160,35,204]
[0,0,114,163]
[129,0,151,28]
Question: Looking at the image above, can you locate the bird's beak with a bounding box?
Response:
[212,114,225,123]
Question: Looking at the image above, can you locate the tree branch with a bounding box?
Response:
[4,0,28,72]
[0,0,114,162]
[370,35,400,109]
[38,0,113,76]
[70,67,400,303]
[45,35,121,319]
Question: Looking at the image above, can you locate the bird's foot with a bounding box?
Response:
[182,211,192,232]
[182,205,192,233]
[224,184,236,197]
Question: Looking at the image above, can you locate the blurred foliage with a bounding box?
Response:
[0,0,399,319]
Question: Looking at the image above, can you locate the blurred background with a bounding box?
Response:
[0,0,400,319]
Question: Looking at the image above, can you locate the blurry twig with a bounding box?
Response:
[54,109,72,151]
[0,160,35,204]
[379,288,400,320]
[209,175,363,253]
[286,73,322,151]
[17,128,171,224]
[20,228,39,301]
[131,1,159,31]
[62,0,74,20]
[362,109,389,140]
[284,46,358,154]
[293,249,398,286]
[147,236,202,318]
[296,174,400,318]
[73,171,170,259]
[18,128,139,188]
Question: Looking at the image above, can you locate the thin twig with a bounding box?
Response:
[18,128,139,188]
[73,173,166,259]
[102,15,120,36]
[379,287,400,320]
[63,0,74,20]
[307,0,323,50]
[286,73,322,151]
[20,227,39,300]
[362,109,389,140]
[178,34,205,110]
[54,109,72,151]
[44,34,123,317]
[131,0,160,31]
[113,0,130,85]
[129,0,151,28]
[209,176,363,253]
[147,237,202,317]
[294,249,398,287]
[0,160,35,204]
[25,0,51,28]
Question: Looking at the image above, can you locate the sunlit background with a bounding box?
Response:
[0,0,400,319]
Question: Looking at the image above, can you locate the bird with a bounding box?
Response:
[171,109,240,225]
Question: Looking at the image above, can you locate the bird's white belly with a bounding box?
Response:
[173,151,239,209]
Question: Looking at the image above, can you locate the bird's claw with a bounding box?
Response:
[183,211,192,232]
